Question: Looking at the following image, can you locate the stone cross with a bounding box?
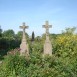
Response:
[20,22,29,57]
[43,21,52,36]
[20,22,28,42]
[42,21,52,56]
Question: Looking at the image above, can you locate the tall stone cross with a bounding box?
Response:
[42,21,52,56]
[20,22,29,57]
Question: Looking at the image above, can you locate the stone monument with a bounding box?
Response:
[19,22,29,57]
[42,21,52,56]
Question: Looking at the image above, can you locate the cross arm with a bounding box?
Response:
[20,26,29,29]
[42,25,46,28]
[42,25,52,28]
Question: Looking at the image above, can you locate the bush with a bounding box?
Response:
[0,54,29,77]
[0,28,77,77]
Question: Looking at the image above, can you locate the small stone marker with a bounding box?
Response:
[42,21,52,56]
[20,22,29,57]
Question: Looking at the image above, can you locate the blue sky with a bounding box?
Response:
[0,0,77,36]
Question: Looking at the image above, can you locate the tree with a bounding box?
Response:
[31,31,35,42]
[2,30,18,50]
[0,26,2,37]
[62,27,76,35]
[3,29,15,39]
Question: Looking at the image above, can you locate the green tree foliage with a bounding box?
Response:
[3,29,15,39]
[1,29,20,50]
[0,26,2,37]
[62,27,76,35]
[31,31,35,41]
[0,29,30,58]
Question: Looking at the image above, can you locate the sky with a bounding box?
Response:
[0,0,77,36]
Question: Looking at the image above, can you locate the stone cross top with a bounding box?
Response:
[43,21,52,41]
[20,22,28,31]
[19,22,29,57]
[43,21,52,36]
[20,22,28,42]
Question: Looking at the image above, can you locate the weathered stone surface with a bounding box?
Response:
[43,21,52,56]
[20,22,29,57]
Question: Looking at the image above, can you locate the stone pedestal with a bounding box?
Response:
[43,36,52,55]
[20,41,29,56]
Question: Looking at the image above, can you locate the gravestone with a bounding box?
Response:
[42,21,52,56]
[19,22,29,57]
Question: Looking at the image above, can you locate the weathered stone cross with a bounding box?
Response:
[42,21,52,56]
[20,22,29,57]
[20,22,28,42]
[43,21,52,41]
[43,21,52,35]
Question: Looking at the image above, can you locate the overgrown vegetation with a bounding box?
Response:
[0,27,77,77]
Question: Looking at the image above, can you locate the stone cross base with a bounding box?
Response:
[20,42,29,57]
[43,39,52,56]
